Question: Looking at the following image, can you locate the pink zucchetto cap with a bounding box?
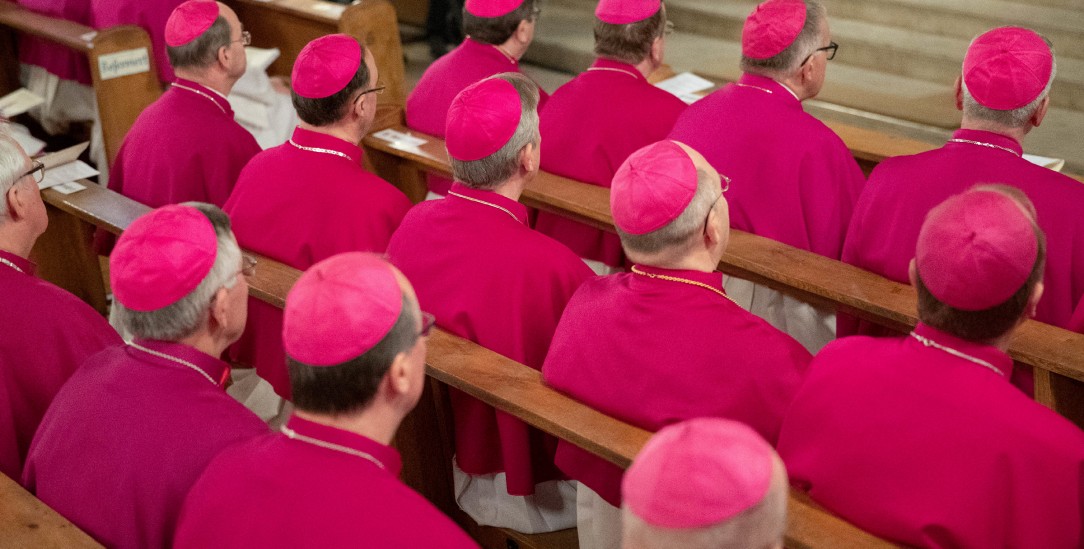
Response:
[284,252,404,366]
[623,418,775,528]
[465,0,524,17]
[446,77,522,162]
[611,140,697,235]
[165,0,220,48]
[963,26,1053,111]
[742,0,806,59]
[111,205,218,312]
[595,0,661,25]
[292,34,362,99]
[916,190,1038,311]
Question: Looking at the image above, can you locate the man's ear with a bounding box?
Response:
[908,259,919,287]
[649,36,664,67]
[1031,96,1050,128]
[1026,281,1044,319]
[953,75,964,111]
[514,18,532,44]
[519,142,537,173]
[385,351,413,397]
[208,286,231,331]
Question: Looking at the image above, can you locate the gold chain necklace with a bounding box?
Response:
[734,82,773,94]
[0,256,25,274]
[586,67,639,79]
[128,342,221,386]
[909,332,1005,378]
[281,426,386,470]
[171,83,227,115]
[447,191,521,224]
[946,138,1021,158]
[288,139,355,162]
[631,265,738,305]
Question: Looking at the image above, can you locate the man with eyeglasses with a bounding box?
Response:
[389,74,594,534]
[542,140,809,549]
[536,0,687,275]
[839,29,1084,389]
[223,34,412,406]
[668,0,863,354]
[101,0,259,253]
[24,203,267,549]
[174,252,478,548]
[0,132,121,484]
[407,0,548,198]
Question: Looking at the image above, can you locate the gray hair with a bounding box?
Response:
[617,168,719,256]
[740,0,827,78]
[0,131,28,220]
[450,73,541,190]
[166,16,232,70]
[961,37,1057,129]
[621,457,788,549]
[113,203,242,341]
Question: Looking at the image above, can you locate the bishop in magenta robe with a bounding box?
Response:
[0,249,120,481]
[777,323,1084,548]
[537,57,685,268]
[174,415,478,548]
[225,35,412,400]
[23,341,268,548]
[225,126,411,398]
[109,79,260,209]
[542,265,810,506]
[387,182,593,493]
[667,73,864,259]
[406,36,550,196]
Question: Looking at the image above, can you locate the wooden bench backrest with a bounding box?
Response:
[0,0,162,167]
[38,181,898,548]
[361,126,1084,428]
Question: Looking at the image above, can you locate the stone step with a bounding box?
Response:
[826,0,1084,59]
[532,1,1084,112]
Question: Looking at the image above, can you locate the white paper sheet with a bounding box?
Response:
[655,72,715,104]
[39,160,99,190]
[1022,153,1065,172]
[372,128,428,148]
[0,88,45,118]
[39,142,89,170]
[52,181,87,195]
[4,123,45,156]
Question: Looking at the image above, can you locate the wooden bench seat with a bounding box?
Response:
[0,473,101,548]
[361,125,1084,428]
[38,180,899,548]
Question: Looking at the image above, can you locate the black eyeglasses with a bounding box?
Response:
[232,30,251,47]
[419,311,436,338]
[22,161,45,184]
[801,41,838,66]
[354,81,386,105]
[702,174,732,234]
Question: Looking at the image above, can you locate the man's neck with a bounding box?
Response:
[488,176,526,202]
[178,330,228,362]
[294,408,399,446]
[959,117,1029,144]
[174,68,234,97]
[629,247,719,273]
[298,121,362,146]
[0,230,33,260]
[496,37,527,61]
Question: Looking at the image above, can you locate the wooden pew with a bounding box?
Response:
[225,0,407,110]
[361,125,1084,428]
[0,473,102,548]
[0,0,162,167]
[39,181,898,549]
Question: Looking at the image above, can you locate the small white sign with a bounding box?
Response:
[98,48,151,81]
[372,129,428,149]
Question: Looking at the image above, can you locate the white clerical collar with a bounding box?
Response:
[778,82,801,101]
[208,86,229,101]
